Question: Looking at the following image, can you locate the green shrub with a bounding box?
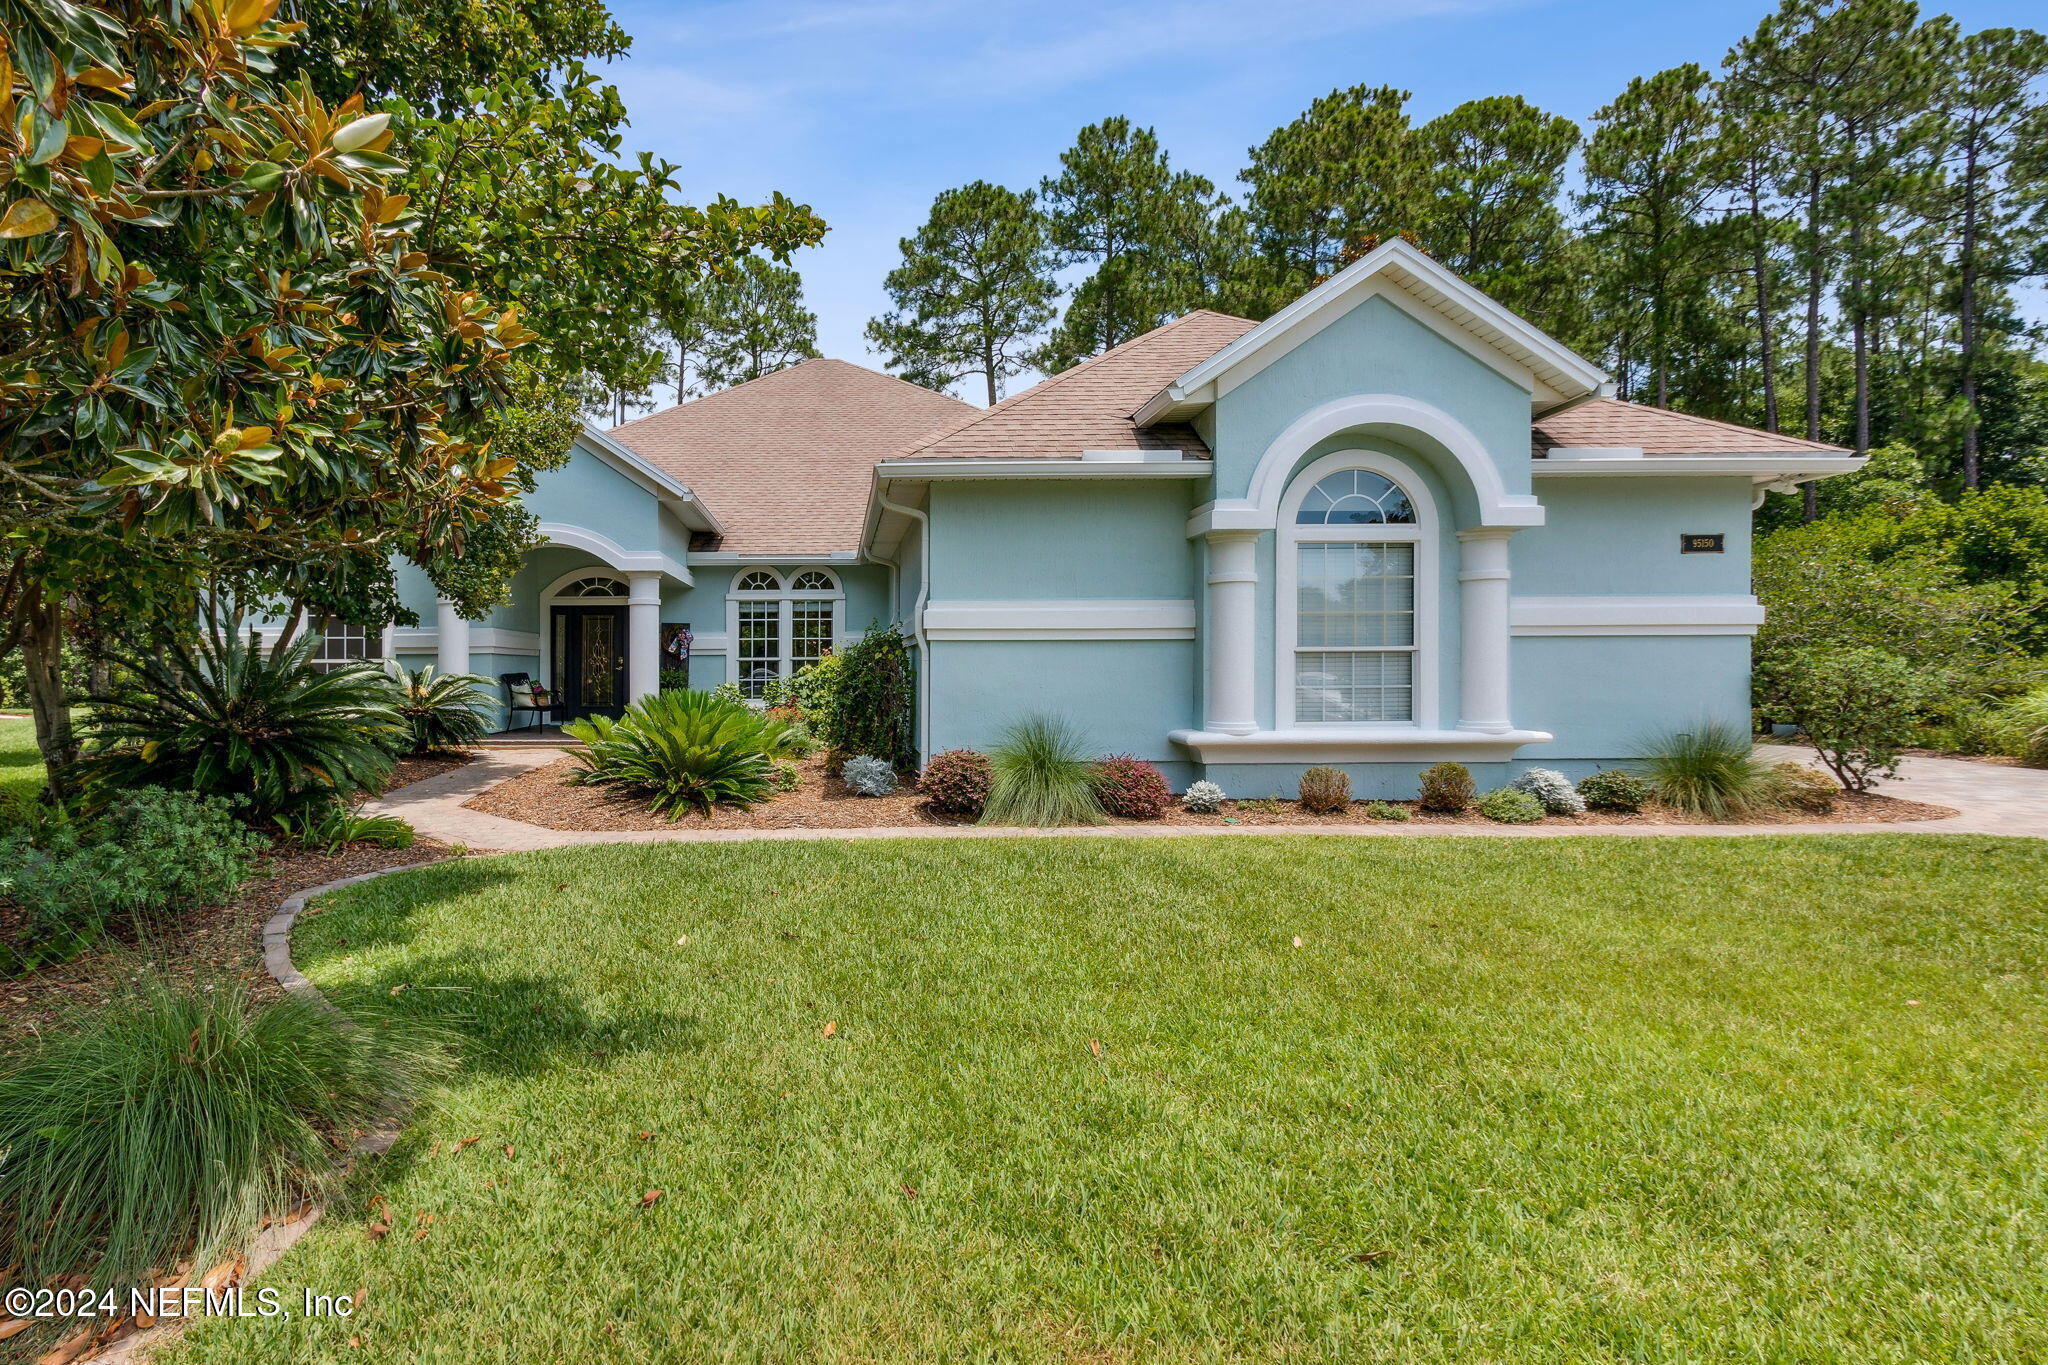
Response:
[389,664,493,754]
[1755,646,1938,791]
[2000,687,2048,767]
[1090,756,1172,819]
[1,789,265,975]
[1298,766,1351,814]
[566,689,800,819]
[770,760,802,792]
[1363,801,1409,822]
[980,716,1103,827]
[1477,787,1543,823]
[819,625,915,769]
[0,975,448,1301]
[83,627,406,816]
[274,803,416,854]
[1417,762,1474,814]
[764,651,846,734]
[841,755,898,797]
[1577,769,1649,812]
[1770,762,1838,813]
[919,749,992,817]
[1916,704,2023,757]
[1636,723,1784,819]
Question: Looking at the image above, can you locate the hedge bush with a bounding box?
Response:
[919,749,992,817]
[1577,769,1649,812]
[1090,756,1172,819]
[1417,762,1474,813]
[1509,767,1584,815]
[1298,766,1351,814]
[1477,787,1544,823]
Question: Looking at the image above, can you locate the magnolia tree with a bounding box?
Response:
[0,0,541,795]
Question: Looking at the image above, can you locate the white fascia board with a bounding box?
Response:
[924,599,1197,641]
[1139,238,1610,424]
[386,627,544,655]
[877,457,1215,480]
[576,422,725,535]
[686,550,863,565]
[1169,727,1553,765]
[1510,595,1764,637]
[1533,455,1865,482]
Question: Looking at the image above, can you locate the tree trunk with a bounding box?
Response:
[18,584,80,802]
[1958,140,1982,488]
[1747,170,1779,433]
[1801,171,1823,522]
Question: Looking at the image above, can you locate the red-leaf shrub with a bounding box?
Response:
[919,748,992,816]
[1089,755,1172,819]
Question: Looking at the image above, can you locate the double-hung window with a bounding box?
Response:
[1285,467,1423,725]
[309,618,381,673]
[728,569,842,698]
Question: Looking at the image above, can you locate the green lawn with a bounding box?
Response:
[0,715,42,803]
[174,836,2047,1363]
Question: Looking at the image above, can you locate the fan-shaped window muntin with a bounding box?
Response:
[1294,469,1415,526]
[560,574,627,598]
[728,568,843,698]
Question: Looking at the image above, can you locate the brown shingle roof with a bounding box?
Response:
[1533,397,1848,456]
[894,310,1259,461]
[605,359,974,555]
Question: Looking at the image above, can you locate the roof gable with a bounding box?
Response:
[1136,239,1611,424]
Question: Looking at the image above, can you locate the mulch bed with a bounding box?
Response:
[467,754,1958,833]
[1,761,472,1052]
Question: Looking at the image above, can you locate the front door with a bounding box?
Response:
[553,605,628,720]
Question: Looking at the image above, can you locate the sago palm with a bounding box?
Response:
[389,663,494,753]
[565,688,800,818]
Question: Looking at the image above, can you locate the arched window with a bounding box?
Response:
[557,574,627,598]
[1278,455,1435,728]
[728,568,843,698]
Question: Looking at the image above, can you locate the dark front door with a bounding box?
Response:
[553,605,628,720]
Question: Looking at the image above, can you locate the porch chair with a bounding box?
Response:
[501,672,564,733]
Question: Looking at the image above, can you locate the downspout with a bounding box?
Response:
[874,483,932,765]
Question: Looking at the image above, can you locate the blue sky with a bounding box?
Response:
[604,0,2043,407]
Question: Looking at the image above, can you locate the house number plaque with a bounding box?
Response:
[1680,533,1725,554]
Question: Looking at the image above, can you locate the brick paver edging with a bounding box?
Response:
[82,861,445,1365]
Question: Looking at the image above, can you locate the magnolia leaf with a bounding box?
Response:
[330,113,391,154]
[0,199,57,239]
[240,161,284,192]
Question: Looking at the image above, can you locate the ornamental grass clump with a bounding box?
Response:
[919,749,992,817]
[1510,768,1584,815]
[0,975,449,1305]
[1771,761,1839,814]
[1477,787,1544,823]
[1577,768,1649,812]
[1297,766,1351,814]
[2002,687,2048,768]
[980,716,1103,827]
[566,689,800,819]
[1090,756,1172,819]
[1417,762,1475,814]
[1180,780,1226,814]
[1635,722,1784,821]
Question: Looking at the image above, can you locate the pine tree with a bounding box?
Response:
[1580,65,1726,408]
[1240,85,1421,298]
[1413,96,1581,326]
[1037,118,1230,370]
[865,183,1059,404]
[694,256,820,391]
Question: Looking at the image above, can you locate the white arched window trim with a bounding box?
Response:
[537,568,629,693]
[1275,449,1439,732]
[724,567,844,696]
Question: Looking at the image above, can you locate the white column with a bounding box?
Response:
[1204,530,1261,735]
[1456,528,1515,733]
[435,596,471,678]
[626,571,662,703]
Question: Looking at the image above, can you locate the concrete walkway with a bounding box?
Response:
[363,746,2048,851]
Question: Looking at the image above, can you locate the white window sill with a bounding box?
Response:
[1168,727,1552,764]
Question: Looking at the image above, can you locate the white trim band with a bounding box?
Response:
[1510,594,1764,637]
[1170,727,1553,764]
[389,627,541,655]
[923,599,1197,641]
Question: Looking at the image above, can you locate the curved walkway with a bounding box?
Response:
[365,747,2048,850]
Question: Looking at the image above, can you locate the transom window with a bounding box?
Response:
[1294,469,1415,526]
[1282,459,1431,727]
[728,568,842,698]
[557,574,626,598]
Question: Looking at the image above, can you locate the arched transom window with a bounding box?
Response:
[1280,458,1435,727]
[728,567,843,698]
[557,574,627,598]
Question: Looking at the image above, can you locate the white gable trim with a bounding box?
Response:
[1138,238,1611,424]
[575,422,724,535]
[535,522,690,584]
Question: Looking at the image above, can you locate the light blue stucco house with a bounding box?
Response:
[322,241,1862,796]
